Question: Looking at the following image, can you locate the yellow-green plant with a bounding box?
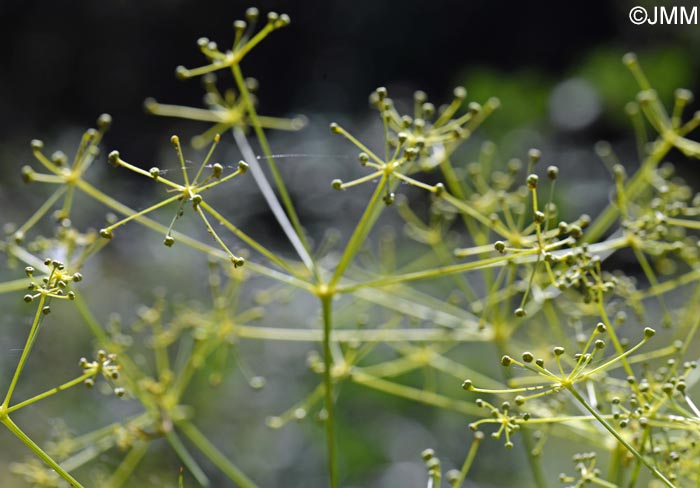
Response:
[2,6,700,488]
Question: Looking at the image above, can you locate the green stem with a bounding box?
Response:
[330,174,388,288]
[337,249,538,293]
[1,416,85,488]
[3,295,48,408]
[234,325,489,342]
[199,201,303,279]
[75,179,312,292]
[351,372,482,416]
[584,140,671,243]
[16,186,68,236]
[7,372,95,413]
[72,298,157,411]
[232,64,316,276]
[170,337,218,402]
[106,442,149,488]
[72,295,109,343]
[320,293,339,488]
[493,334,548,488]
[595,476,621,488]
[451,434,482,488]
[104,193,184,233]
[441,192,514,239]
[607,444,625,485]
[177,420,258,488]
[0,278,32,295]
[626,428,650,488]
[566,385,675,488]
[165,428,210,487]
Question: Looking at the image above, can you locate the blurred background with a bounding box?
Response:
[0,0,699,487]
[1,0,699,234]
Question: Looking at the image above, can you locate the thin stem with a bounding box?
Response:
[232,64,316,276]
[192,136,220,185]
[338,250,538,293]
[351,372,482,416]
[451,434,483,488]
[232,127,315,274]
[235,325,490,342]
[493,338,549,488]
[199,201,303,278]
[320,293,339,488]
[113,156,183,191]
[106,442,149,488]
[103,193,184,233]
[330,125,385,166]
[194,203,241,263]
[3,295,48,408]
[165,428,210,487]
[584,140,672,243]
[15,185,68,236]
[74,179,312,292]
[337,170,384,189]
[0,278,32,295]
[7,371,95,413]
[595,290,636,381]
[177,420,258,488]
[330,175,388,288]
[441,193,514,239]
[1,416,85,488]
[566,385,675,488]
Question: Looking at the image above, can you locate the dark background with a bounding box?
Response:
[1,0,695,164]
[2,0,697,243]
[1,2,699,487]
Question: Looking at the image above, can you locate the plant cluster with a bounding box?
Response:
[1,6,700,488]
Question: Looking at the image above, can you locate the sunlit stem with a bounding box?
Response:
[170,136,191,188]
[567,385,675,488]
[450,433,483,488]
[105,442,149,488]
[337,249,538,294]
[394,172,441,193]
[192,134,221,184]
[1,416,85,488]
[178,420,258,488]
[24,173,65,184]
[434,96,464,129]
[74,178,311,291]
[166,428,210,487]
[441,192,514,239]
[71,130,94,172]
[320,293,339,488]
[32,149,62,174]
[338,170,384,190]
[194,203,242,264]
[15,186,68,237]
[232,64,316,276]
[199,201,302,277]
[112,155,182,190]
[104,193,183,234]
[584,140,672,243]
[679,112,700,136]
[352,372,483,416]
[3,294,48,408]
[195,163,247,192]
[7,371,96,414]
[330,174,388,288]
[145,101,224,123]
[331,124,385,166]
